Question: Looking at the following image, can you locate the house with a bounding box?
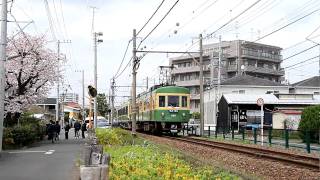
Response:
[216,93,320,132]
[204,75,288,128]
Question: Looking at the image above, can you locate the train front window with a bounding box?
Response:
[181,96,187,107]
[159,96,166,107]
[168,96,179,107]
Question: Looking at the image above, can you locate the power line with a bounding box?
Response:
[206,0,262,39]
[282,44,319,61]
[254,7,320,42]
[58,0,69,38]
[137,0,165,36]
[114,57,132,79]
[43,0,57,41]
[114,40,131,78]
[284,55,320,69]
[139,0,180,47]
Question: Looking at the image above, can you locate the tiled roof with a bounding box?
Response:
[221,75,284,86]
[292,76,320,87]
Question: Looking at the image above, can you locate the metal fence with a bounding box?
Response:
[181,124,320,154]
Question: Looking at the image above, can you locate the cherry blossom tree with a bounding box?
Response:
[4,34,60,119]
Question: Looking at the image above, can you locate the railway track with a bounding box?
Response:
[164,136,320,170]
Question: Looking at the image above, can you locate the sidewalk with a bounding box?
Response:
[0,128,87,180]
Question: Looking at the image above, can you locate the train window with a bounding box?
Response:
[181,96,187,107]
[168,96,179,107]
[159,96,166,107]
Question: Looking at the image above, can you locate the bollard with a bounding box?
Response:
[208,126,211,137]
[306,131,311,153]
[242,127,245,141]
[187,124,189,136]
[285,128,289,149]
[223,129,225,139]
[268,127,272,145]
[253,128,257,144]
[183,125,185,136]
[232,126,234,140]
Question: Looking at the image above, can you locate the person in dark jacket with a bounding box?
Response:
[47,121,55,143]
[81,121,87,139]
[54,121,61,141]
[64,122,71,140]
[74,120,81,138]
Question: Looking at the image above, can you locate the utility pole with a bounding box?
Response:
[56,40,71,128]
[146,76,148,91]
[56,41,60,124]
[131,29,137,134]
[111,78,115,126]
[0,0,7,153]
[93,32,103,128]
[199,34,204,136]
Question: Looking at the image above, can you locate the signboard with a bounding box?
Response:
[257,98,264,106]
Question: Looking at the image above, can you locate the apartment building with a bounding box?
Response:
[59,93,79,103]
[170,40,284,112]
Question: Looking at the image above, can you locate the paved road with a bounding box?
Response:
[0,129,87,180]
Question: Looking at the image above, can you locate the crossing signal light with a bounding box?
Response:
[88,85,97,97]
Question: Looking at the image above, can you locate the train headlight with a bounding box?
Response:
[161,112,165,117]
[182,113,186,116]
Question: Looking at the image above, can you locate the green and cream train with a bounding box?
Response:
[117,85,191,134]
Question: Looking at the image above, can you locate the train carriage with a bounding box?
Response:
[117,86,191,134]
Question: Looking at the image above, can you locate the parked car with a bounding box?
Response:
[97,121,110,129]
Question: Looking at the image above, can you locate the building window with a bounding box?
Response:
[159,96,166,107]
[181,96,188,107]
[239,90,245,94]
[314,92,320,95]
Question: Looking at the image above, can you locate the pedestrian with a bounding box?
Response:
[64,122,71,140]
[74,120,81,138]
[81,121,87,139]
[54,121,61,141]
[47,120,55,143]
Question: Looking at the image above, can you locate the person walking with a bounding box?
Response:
[81,121,87,139]
[64,122,71,140]
[47,121,55,143]
[54,121,61,141]
[74,120,81,138]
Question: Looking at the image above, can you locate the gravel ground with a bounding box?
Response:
[140,134,320,180]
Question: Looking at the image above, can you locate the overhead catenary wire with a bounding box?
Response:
[138,0,180,48]
[137,0,165,36]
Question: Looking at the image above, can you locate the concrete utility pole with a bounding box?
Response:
[81,70,85,122]
[56,41,60,124]
[111,78,115,126]
[56,40,71,127]
[131,29,137,134]
[199,34,204,136]
[0,0,7,153]
[93,32,103,128]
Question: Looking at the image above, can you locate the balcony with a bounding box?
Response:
[242,49,282,63]
[245,66,285,76]
[227,65,237,72]
[171,65,210,74]
[175,79,200,87]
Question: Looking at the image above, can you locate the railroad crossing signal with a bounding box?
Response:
[88,85,97,97]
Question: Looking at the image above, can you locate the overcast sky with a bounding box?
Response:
[8,0,320,106]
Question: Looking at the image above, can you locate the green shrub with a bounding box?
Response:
[106,144,239,179]
[96,128,136,146]
[2,117,46,149]
[298,105,320,143]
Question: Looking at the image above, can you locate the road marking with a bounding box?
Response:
[44,150,55,155]
[8,150,46,154]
